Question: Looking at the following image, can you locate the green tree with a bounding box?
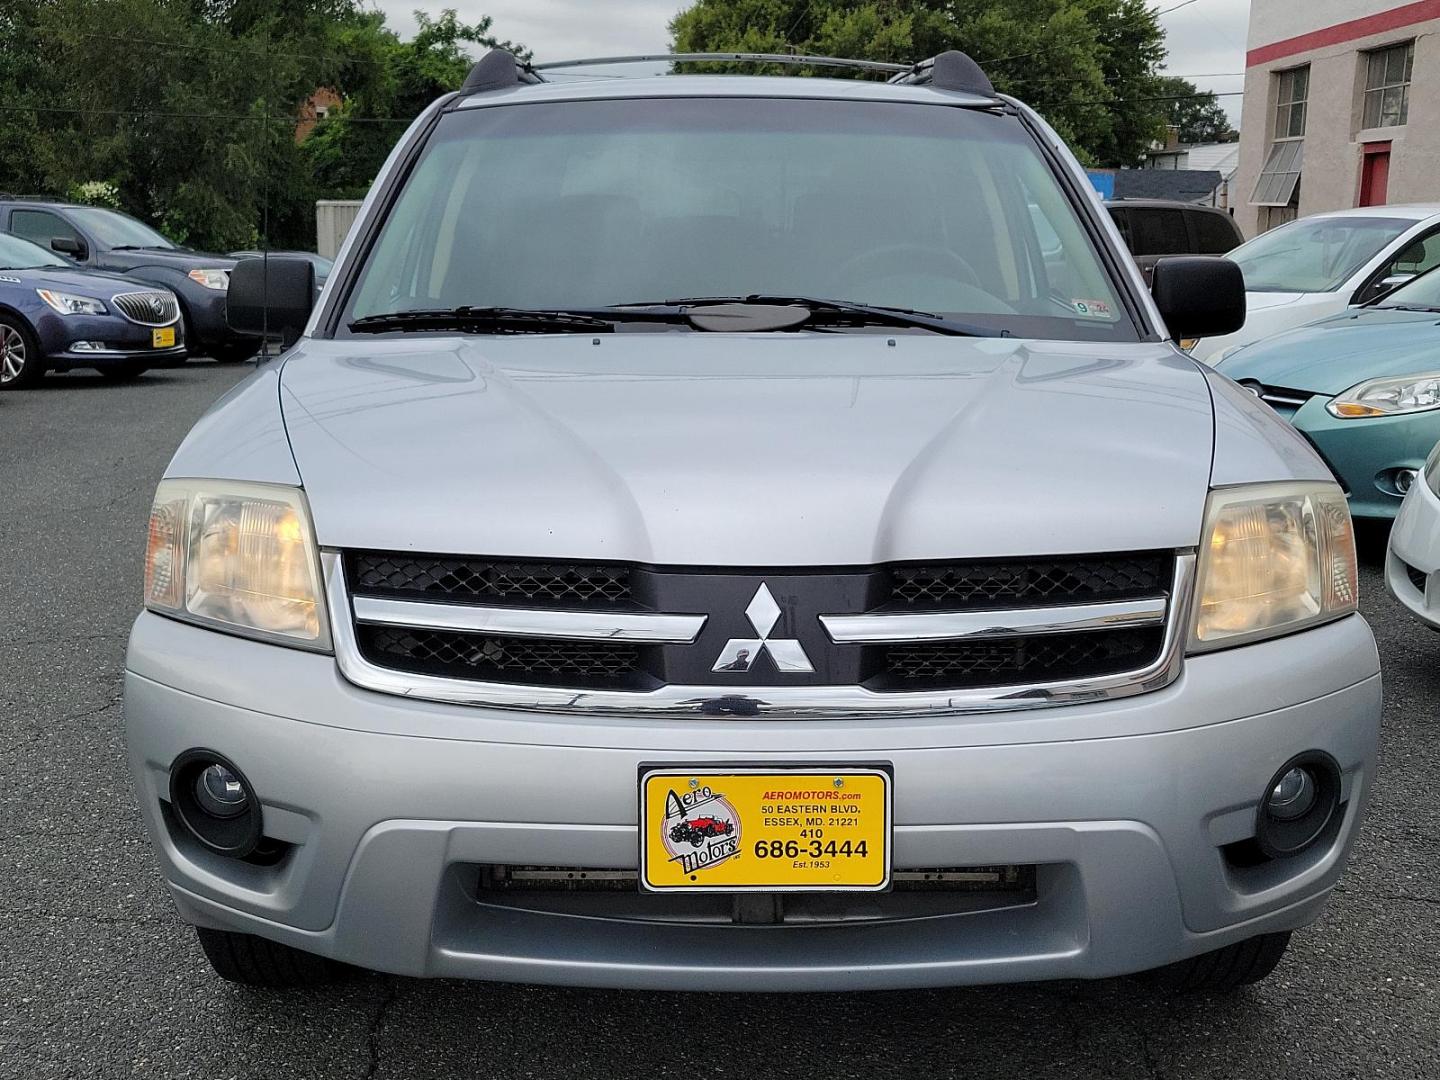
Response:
[0,2,523,250]
[670,0,1173,167]
[1154,75,1237,144]
[301,9,529,198]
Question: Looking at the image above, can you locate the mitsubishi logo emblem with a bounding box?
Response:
[712,583,814,674]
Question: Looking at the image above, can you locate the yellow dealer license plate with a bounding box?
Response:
[152,327,176,349]
[639,767,891,892]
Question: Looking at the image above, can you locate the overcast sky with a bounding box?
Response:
[374,0,1252,125]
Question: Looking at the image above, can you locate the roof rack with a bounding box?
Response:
[533,53,911,76]
[458,48,997,98]
[889,51,994,97]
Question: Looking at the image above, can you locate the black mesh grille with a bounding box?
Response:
[350,552,634,607]
[1406,562,1429,594]
[889,553,1169,609]
[358,626,647,689]
[879,628,1163,688]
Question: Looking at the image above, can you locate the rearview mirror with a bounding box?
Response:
[1150,256,1246,342]
[51,236,86,259]
[227,255,316,346]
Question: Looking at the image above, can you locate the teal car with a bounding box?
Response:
[1217,269,1440,519]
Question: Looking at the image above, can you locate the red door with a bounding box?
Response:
[1359,143,1392,207]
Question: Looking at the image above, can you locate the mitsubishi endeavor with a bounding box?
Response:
[126,50,1381,994]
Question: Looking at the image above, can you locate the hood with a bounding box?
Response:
[95,247,236,273]
[1245,291,1308,312]
[278,335,1216,565]
[0,264,171,300]
[1218,307,1440,395]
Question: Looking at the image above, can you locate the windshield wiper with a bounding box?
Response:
[610,294,1000,337]
[1377,303,1440,313]
[349,307,617,335]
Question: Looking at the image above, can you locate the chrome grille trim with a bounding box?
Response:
[111,290,180,326]
[326,551,1195,717]
[353,595,706,643]
[819,596,1166,644]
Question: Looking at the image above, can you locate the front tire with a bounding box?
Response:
[97,361,149,381]
[1147,931,1292,994]
[0,315,45,389]
[212,342,259,364]
[195,927,346,988]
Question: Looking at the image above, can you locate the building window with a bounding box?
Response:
[1253,65,1308,209]
[1363,42,1413,129]
[1273,65,1309,140]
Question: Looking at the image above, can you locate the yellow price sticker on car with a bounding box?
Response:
[639,767,891,892]
[152,327,176,348]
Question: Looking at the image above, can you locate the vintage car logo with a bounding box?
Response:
[661,786,741,875]
[712,583,814,674]
[148,296,165,319]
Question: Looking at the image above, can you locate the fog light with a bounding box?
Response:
[195,764,248,819]
[1396,469,1418,494]
[168,750,263,858]
[1255,752,1341,859]
[1266,767,1317,821]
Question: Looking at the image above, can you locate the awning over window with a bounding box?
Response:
[1252,140,1304,207]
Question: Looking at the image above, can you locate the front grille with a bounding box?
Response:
[471,864,1039,925]
[350,552,634,607]
[1405,562,1429,594]
[880,627,1163,687]
[342,549,1177,704]
[889,553,1169,609]
[111,290,179,326]
[358,625,648,689]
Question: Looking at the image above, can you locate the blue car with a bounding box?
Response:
[1217,268,1440,519]
[0,232,184,388]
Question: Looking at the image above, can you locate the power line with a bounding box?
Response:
[1155,0,1204,14]
[0,102,414,124]
[1039,88,1245,108]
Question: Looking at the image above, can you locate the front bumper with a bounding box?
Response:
[1387,474,1440,629]
[33,310,186,367]
[125,611,1381,991]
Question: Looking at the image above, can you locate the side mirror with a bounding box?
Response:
[51,236,86,259]
[1151,256,1246,341]
[227,255,315,346]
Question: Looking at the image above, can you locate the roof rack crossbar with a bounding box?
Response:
[532,53,912,75]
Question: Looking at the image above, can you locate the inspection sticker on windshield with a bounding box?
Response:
[1072,298,1112,318]
[639,766,891,893]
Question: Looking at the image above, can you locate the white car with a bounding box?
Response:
[1388,441,1440,630]
[1191,204,1440,364]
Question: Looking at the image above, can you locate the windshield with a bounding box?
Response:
[0,233,67,269]
[345,97,1134,341]
[70,207,174,250]
[1229,215,1413,293]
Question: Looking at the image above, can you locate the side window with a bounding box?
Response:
[1360,228,1440,301]
[9,209,83,254]
[1108,209,1133,249]
[1129,209,1189,256]
[1188,211,1242,254]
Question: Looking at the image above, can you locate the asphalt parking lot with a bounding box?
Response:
[2,361,1438,1080]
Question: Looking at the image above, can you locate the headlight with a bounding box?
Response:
[36,288,107,316]
[187,268,231,291]
[144,479,330,650]
[1327,372,1440,418]
[1190,481,1357,652]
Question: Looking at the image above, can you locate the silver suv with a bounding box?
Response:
[127,50,1381,993]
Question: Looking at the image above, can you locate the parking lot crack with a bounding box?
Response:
[1379,892,1440,906]
[360,981,401,1079]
